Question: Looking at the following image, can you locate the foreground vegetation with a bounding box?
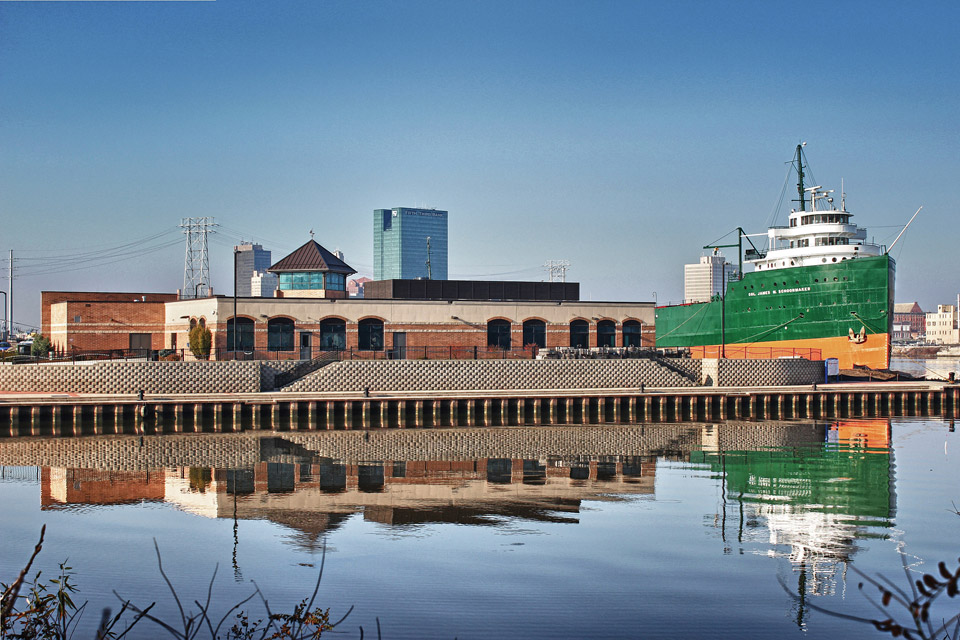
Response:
[1,526,376,640]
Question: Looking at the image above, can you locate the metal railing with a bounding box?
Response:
[8,345,540,364]
[688,345,823,360]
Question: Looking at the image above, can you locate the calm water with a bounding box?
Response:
[891,354,960,379]
[1,418,957,639]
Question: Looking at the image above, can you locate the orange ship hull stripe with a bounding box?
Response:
[684,333,890,370]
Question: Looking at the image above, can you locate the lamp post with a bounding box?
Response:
[0,290,6,341]
[233,248,238,356]
[195,282,205,299]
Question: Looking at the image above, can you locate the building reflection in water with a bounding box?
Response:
[2,420,894,604]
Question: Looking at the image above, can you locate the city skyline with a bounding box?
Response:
[1,1,957,330]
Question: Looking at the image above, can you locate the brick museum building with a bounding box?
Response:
[42,240,654,359]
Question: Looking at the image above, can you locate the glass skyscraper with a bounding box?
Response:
[235,242,272,297]
[374,208,448,280]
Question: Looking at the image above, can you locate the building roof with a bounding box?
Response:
[894,302,923,314]
[268,240,356,275]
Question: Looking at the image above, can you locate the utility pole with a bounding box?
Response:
[233,247,238,356]
[8,250,12,339]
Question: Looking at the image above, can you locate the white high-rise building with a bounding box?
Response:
[250,270,278,298]
[925,303,959,344]
[235,243,272,297]
[684,254,738,303]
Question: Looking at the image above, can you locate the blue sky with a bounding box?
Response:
[1,0,957,330]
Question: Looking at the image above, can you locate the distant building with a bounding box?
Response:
[235,243,272,297]
[893,302,925,340]
[374,207,448,280]
[347,276,372,298]
[267,238,357,299]
[925,304,959,344]
[250,270,278,298]
[684,254,738,303]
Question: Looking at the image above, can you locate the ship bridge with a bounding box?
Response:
[748,185,884,272]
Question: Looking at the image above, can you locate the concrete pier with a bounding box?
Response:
[0,381,957,437]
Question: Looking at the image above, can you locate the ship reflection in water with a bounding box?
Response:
[690,419,894,616]
[4,421,894,599]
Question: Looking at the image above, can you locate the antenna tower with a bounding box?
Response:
[180,217,217,299]
[543,260,570,283]
[425,236,432,280]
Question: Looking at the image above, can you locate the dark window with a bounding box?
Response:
[319,318,346,350]
[487,319,511,349]
[129,333,151,351]
[597,320,616,347]
[382,210,392,230]
[267,318,295,351]
[227,317,255,352]
[358,318,384,351]
[570,320,589,348]
[522,319,546,348]
[622,320,642,347]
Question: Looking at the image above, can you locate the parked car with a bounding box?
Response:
[17,340,32,355]
[0,341,11,352]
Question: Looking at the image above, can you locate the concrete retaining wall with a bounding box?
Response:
[700,358,824,387]
[0,360,303,394]
[283,359,698,393]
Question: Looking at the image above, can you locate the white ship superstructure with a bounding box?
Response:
[749,185,884,272]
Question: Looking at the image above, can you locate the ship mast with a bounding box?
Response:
[796,143,806,212]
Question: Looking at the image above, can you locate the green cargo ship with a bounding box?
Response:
[656,146,895,370]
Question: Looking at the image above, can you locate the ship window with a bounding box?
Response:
[790,261,795,266]
[814,279,818,283]
[822,258,827,263]
[834,277,838,281]
[795,280,799,284]
[832,257,837,262]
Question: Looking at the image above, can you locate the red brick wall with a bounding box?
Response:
[42,291,177,337]
[50,300,169,352]
[41,468,166,506]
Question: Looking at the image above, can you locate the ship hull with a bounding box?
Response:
[656,254,895,370]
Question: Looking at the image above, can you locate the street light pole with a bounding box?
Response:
[0,291,6,341]
[195,282,205,299]
[233,249,238,356]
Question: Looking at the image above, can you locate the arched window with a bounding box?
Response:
[622,320,643,347]
[597,320,616,347]
[358,318,384,351]
[522,319,546,348]
[319,318,346,350]
[570,320,589,348]
[267,318,295,352]
[227,317,255,352]
[487,319,511,350]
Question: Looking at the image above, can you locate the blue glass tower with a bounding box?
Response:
[374,208,448,280]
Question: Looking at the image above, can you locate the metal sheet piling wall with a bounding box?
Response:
[1,384,958,437]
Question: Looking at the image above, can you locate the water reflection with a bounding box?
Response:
[1,421,895,601]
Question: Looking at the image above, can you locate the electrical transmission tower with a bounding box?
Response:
[543,260,570,283]
[180,217,217,299]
